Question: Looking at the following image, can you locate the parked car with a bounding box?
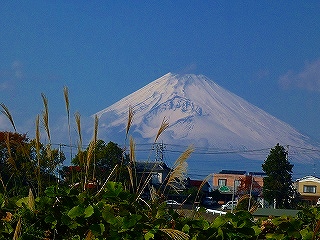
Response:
[221,201,237,210]
[202,197,214,205]
[165,200,182,206]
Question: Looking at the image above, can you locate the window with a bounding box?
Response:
[234,180,241,189]
[151,173,161,184]
[303,185,316,193]
[218,179,227,186]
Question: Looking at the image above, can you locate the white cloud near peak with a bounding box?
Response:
[279,59,320,91]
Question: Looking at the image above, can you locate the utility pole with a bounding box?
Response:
[248,174,254,211]
[154,142,166,162]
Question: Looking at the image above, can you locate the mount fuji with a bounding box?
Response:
[94,73,320,178]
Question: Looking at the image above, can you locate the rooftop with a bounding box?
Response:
[219,170,246,175]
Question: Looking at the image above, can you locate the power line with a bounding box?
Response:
[50,142,320,158]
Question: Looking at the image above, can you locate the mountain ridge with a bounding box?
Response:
[95,73,320,164]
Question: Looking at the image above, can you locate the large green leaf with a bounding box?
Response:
[182,224,190,233]
[212,216,227,228]
[300,228,313,240]
[16,197,28,207]
[123,214,142,229]
[144,231,154,240]
[44,186,56,197]
[61,214,72,225]
[68,205,85,219]
[90,223,105,236]
[84,205,94,218]
[103,182,124,197]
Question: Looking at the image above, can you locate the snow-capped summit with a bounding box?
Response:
[95,73,320,164]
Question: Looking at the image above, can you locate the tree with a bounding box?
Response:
[0,131,65,197]
[70,140,129,185]
[237,175,262,197]
[262,143,295,208]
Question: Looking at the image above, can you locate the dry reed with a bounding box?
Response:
[28,188,35,211]
[74,111,82,150]
[35,115,41,160]
[35,115,41,196]
[92,115,99,180]
[41,93,52,160]
[85,140,95,187]
[126,106,134,139]
[159,229,190,240]
[41,93,51,142]
[191,174,212,210]
[85,230,95,240]
[4,132,17,172]
[0,103,16,132]
[165,145,194,192]
[95,164,118,197]
[154,117,169,143]
[128,136,137,191]
[136,117,171,200]
[63,86,73,159]
[13,217,21,240]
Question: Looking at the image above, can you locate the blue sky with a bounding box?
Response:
[1,1,320,145]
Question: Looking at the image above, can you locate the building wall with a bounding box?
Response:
[295,177,320,204]
[296,181,320,196]
[213,173,244,189]
[213,173,264,189]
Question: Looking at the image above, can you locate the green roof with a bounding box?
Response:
[253,208,300,217]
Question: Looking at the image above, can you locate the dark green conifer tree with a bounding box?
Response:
[262,143,295,208]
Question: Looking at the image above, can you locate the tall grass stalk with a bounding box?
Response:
[0,103,16,132]
[74,112,82,151]
[154,117,169,143]
[135,117,170,198]
[128,136,137,192]
[63,86,73,160]
[95,164,118,197]
[41,93,52,162]
[74,111,84,185]
[125,106,134,140]
[85,140,95,189]
[35,115,41,196]
[27,188,35,211]
[4,132,17,172]
[164,145,194,193]
[13,217,21,240]
[84,115,99,188]
[91,115,99,182]
[191,174,212,211]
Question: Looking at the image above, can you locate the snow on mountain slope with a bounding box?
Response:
[95,73,320,163]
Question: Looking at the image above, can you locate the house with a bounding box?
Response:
[294,176,320,205]
[186,178,211,194]
[212,170,265,203]
[135,161,171,185]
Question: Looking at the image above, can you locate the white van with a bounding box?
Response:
[221,201,238,210]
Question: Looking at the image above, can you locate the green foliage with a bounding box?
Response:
[0,182,190,239]
[1,91,318,239]
[68,140,129,186]
[262,143,296,209]
[2,180,320,239]
[0,131,64,198]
